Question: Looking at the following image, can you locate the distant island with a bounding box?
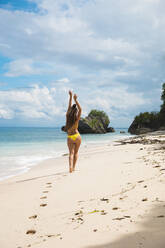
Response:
[128,83,165,134]
[62,109,115,134]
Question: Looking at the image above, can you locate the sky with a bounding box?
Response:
[0,0,165,127]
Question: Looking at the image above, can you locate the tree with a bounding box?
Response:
[159,83,165,125]
[88,109,110,128]
[161,82,165,103]
[128,82,165,133]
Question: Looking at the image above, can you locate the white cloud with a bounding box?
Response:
[0,1,144,76]
[0,0,165,126]
[5,59,36,77]
[0,0,163,78]
[4,59,57,77]
[0,105,14,119]
[0,82,149,127]
[83,85,148,115]
[0,85,64,120]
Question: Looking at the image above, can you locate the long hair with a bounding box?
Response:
[66,104,78,130]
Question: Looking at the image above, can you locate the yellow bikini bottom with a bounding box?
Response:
[67,133,80,141]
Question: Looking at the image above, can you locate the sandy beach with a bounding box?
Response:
[0,132,165,248]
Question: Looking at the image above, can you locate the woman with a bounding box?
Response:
[66,91,82,173]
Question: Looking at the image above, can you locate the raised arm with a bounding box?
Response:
[73,94,82,120]
[66,90,72,115]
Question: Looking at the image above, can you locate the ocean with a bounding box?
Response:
[0,127,132,181]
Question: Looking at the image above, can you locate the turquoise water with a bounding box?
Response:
[0,127,131,181]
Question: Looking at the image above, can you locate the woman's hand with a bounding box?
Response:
[67,90,72,113]
[73,94,77,101]
[69,90,72,96]
[74,94,81,119]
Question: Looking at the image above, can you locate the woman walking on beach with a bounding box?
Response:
[66,91,82,173]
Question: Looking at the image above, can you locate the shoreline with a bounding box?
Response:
[0,131,165,248]
[0,132,131,183]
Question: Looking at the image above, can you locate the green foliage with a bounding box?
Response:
[80,109,110,132]
[161,82,165,103]
[89,118,99,129]
[130,83,165,132]
[134,111,160,129]
[160,83,165,119]
[88,109,110,127]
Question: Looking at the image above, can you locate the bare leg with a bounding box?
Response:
[73,136,81,171]
[67,139,75,173]
[69,153,74,172]
[73,153,78,171]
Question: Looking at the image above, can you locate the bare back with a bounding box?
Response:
[67,118,79,135]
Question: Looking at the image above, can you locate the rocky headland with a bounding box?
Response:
[128,83,165,135]
[78,110,115,134]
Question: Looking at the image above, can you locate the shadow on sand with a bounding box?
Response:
[85,203,165,248]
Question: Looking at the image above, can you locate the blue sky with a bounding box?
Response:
[0,0,38,12]
[0,0,165,127]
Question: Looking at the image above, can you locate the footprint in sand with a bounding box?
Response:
[40,196,47,199]
[40,203,47,207]
[44,234,61,239]
[100,198,109,203]
[124,215,131,218]
[46,185,52,188]
[43,191,49,193]
[100,210,107,215]
[119,195,128,200]
[157,215,165,218]
[113,217,125,221]
[29,215,37,219]
[26,230,36,235]
[142,198,148,202]
[137,180,144,183]
[46,182,52,185]
[112,207,119,210]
